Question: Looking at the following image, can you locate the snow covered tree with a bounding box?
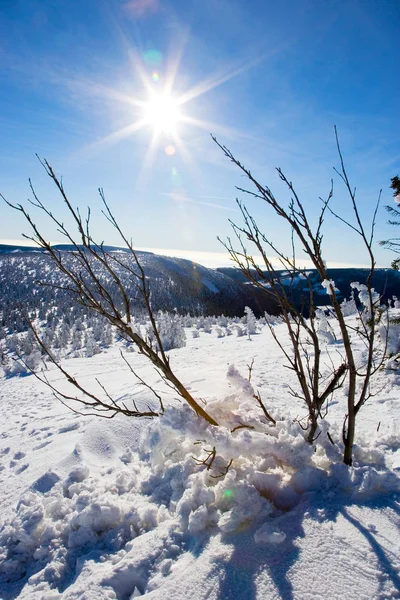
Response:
[84,330,100,358]
[147,311,186,352]
[315,309,335,345]
[244,306,257,336]
[100,324,113,347]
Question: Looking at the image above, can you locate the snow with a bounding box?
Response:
[321,279,338,295]
[200,277,219,294]
[1,319,400,599]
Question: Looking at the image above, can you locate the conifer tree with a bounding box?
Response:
[380,174,400,269]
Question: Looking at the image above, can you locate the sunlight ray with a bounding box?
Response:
[62,75,147,110]
[127,46,156,97]
[86,119,148,152]
[177,55,265,106]
[105,14,156,97]
[160,191,237,212]
[164,29,190,97]
[180,115,250,141]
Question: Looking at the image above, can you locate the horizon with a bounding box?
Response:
[0,238,384,270]
[1,0,399,269]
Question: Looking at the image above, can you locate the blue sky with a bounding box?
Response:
[1,0,399,268]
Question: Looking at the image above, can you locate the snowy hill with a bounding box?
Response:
[218,266,400,308]
[0,244,134,255]
[0,247,278,340]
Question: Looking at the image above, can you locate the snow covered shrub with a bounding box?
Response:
[244,306,257,336]
[264,312,282,326]
[379,310,400,357]
[350,282,381,321]
[316,309,335,345]
[340,291,358,317]
[23,348,42,371]
[84,331,100,358]
[4,333,19,355]
[202,317,212,334]
[183,314,193,327]
[71,328,82,352]
[192,329,200,339]
[152,312,186,352]
[235,325,245,337]
[137,366,355,527]
[100,323,113,347]
[2,356,26,377]
[217,314,228,328]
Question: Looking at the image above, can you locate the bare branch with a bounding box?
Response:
[2,160,218,426]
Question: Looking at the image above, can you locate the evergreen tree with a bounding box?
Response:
[390,175,400,199]
[380,174,400,269]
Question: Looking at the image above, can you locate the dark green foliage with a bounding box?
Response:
[379,175,400,270]
[390,175,400,196]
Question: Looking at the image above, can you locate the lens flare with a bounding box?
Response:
[165,144,176,156]
[142,49,163,66]
[171,166,182,185]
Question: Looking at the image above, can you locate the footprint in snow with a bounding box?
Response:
[33,440,53,450]
[58,422,80,434]
[9,452,26,467]
[31,471,60,493]
[16,463,29,474]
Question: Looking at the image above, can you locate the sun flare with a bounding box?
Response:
[143,93,181,134]
[81,40,262,180]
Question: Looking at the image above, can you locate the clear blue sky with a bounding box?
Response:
[1,0,399,268]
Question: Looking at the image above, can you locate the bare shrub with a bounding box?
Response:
[214,128,387,465]
[2,159,217,425]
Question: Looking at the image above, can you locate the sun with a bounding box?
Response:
[143,93,181,135]
[79,40,263,175]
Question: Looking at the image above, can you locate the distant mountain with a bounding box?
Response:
[2,245,399,337]
[0,243,137,254]
[0,243,44,254]
[217,266,400,309]
[0,248,280,337]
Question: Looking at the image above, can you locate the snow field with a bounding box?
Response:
[0,319,399,599]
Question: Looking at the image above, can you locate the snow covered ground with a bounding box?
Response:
[1,321,400,599]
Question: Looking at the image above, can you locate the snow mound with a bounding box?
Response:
[1,367,399,598]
